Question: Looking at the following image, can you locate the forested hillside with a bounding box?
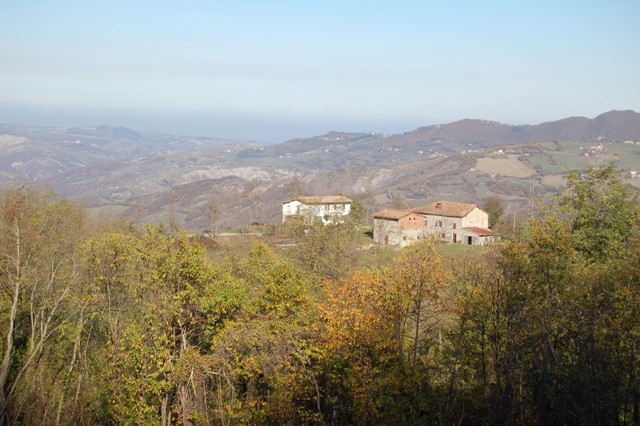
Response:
[0,165,638,425]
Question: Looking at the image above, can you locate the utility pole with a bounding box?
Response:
[528,174,534,216]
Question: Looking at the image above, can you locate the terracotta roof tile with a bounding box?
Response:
[373,208,414,220]
[464,227,493,236]
[412,200,478,217]
[293,195,353,205]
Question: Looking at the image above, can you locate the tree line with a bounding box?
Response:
[0,165,638,425]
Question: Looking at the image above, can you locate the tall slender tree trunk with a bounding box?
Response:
[0,223,21,421]
[412,287,423,369]
[161,394,169,426]
[0,278,20,420]
[55,309,84,425]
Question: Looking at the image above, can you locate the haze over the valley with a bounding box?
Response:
[2,110,640,232]
[2,2,640,231]
[1,2,639,142]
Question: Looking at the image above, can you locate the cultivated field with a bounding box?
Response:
[475,154,535,178]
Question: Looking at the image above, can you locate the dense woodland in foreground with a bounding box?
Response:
[0,165,639,425]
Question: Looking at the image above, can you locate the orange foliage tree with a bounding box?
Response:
[319,238,450,424]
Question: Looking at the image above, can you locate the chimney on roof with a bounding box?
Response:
[436,202,442,208]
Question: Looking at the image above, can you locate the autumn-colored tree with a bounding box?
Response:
[0,186,86,425]
[446,217,583,423]
[319,269,401,424]
[81,226,248,425]
[389,238,449,370]
[318,238,450,424]
[210,243,321,425]
[0,165,637,425]
[288,221,358,280]
[445,166,640,423]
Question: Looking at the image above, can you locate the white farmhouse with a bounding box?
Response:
[282,195,352,225]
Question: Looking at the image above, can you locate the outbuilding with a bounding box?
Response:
[373,209,427,247]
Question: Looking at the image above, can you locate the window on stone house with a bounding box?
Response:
[436,220,443,227]
[453,223,456,229]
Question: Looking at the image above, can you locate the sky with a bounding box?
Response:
[1,1,639,142]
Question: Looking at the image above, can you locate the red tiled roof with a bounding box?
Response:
[373,208,414,220]
[412,200,478,217]
[284,195,353,205]
[464,227,493,236]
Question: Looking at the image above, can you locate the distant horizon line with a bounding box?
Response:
[1,108,637,143]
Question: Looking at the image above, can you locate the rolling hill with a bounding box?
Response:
[1,110,639,231]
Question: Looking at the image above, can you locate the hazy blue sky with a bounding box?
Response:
[1,1,639,142]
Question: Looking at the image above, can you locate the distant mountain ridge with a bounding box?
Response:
[1,110,639,230]
[408,110,640,145]
[0,123,257,181]
[275,110,640,157]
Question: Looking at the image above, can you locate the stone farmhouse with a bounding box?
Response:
[282,195,352,225]
[374,200,493,246]
[372,209,427,247]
